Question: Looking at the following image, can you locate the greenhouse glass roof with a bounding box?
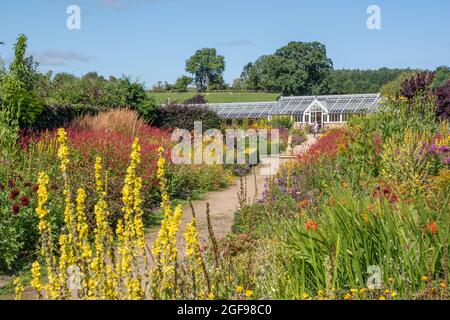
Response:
[188,93,381,119]
[271,93,381,115]
[191,102,277,119]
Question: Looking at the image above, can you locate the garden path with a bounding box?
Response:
[144,134,317,256]
[144,161,269,251]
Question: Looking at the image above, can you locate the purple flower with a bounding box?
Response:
[439,146,450,153]
[444,157,450,165]
[428,144,438,154]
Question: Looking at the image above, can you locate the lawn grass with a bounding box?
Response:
[150,91,281,104]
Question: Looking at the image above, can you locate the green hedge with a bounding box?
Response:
[30,105,104,131]
[153,103,221,131]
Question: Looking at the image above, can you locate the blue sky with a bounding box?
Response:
[1,0,449,87]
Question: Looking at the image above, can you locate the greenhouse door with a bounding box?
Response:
[311,111,322,126]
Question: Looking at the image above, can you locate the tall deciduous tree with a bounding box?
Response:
[243,41,333,95]
[185,48,225,91]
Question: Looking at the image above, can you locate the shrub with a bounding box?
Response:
[269,116,293,129]
[184,94,207,105]
[401,71,435,100]
[153,103,221,131]
[435,80,450,120]
[290,128,307,147]
[1,75,43,127]
[30,104,103,131]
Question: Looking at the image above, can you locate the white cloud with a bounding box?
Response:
[33,49,94,66]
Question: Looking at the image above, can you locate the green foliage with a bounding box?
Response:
[244,42,333,95]
[269,115,294,129]
[0,34,43,127]
[1,75,43,126]
[331,68,409,95]
[0,106,20,160]
[186,48,225,91]
[30,104,103,131]
[153,103,222,131]
[173,75,193,92]
[379,71,418,97]
[280,188,448,296]
[432,66,450,91]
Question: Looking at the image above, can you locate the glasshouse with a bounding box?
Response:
[195,93,382,128]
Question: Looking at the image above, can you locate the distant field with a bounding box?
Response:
[150,91,281,104]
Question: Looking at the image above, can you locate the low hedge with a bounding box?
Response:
[30,105,104,131]
[153,103,221,131]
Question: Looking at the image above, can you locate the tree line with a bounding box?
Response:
[2,35,449,129]
[157,41,450,98]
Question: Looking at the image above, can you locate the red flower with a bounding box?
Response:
[426,221,438,235]
[389,194,398,204]
[8,180,14,188]
[305,219,318,231]
[12,204,20,214]
[373,132,382,156]
[20,196,30,207]
[9,189,20,200]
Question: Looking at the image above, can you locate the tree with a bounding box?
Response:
[185,48,225,91]
[242,42,333,95]
[173,75,193,92]
[0,41,5,80]
[431,66,450,91]
[380,71,418,97]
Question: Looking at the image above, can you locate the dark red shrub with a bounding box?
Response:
[184,94,207,105]
[401,72,435,100]
[435,79,450,120]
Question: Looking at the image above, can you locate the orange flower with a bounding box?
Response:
[426,221,438,235]
[296,199,310,209]
[305,219,318,231]
[367,204,374,211]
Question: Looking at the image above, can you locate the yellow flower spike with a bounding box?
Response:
[36,172,50,233]
[31,261,43,298]
[344,293,352,300]
[57,128,70,175]
[14,278,24,300]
